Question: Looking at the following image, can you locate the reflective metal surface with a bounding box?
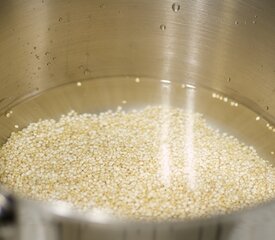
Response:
[1,0,275,239]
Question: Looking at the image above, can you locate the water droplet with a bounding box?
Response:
[135,77,140,83]
[172,3,181,12]
[252,20,256,24]
[5,110,13,118]
[254,15,258,18]
[14,124,19,129]
[160,24,166,31]
[256,116,260,121]
[271,151,274,155]
[234,20,239,25]
[122,100,127,104]
[59,17,63,22]
[46,62,51,66]
[84,68,91,75]
[76,82,82,87]
[45,51,50,55]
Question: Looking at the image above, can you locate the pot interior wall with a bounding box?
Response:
[0,0,275,117]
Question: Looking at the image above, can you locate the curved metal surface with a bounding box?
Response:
[0,190,17,240]
[0,0,275,239]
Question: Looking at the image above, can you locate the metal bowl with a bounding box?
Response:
[1,0,275,239]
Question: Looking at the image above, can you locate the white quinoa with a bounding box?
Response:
[0,106,275,220]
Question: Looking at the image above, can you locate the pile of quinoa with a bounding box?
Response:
[0,106,275,220]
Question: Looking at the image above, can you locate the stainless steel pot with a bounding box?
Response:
[1,0,275,239]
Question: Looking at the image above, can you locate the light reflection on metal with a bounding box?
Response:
[159,82,171,186]
[160,79,171,84]
[186,84,196,89]
[184,88,196,190]
[182,0,202,190]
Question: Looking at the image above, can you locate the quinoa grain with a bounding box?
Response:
[0,106,275,220]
